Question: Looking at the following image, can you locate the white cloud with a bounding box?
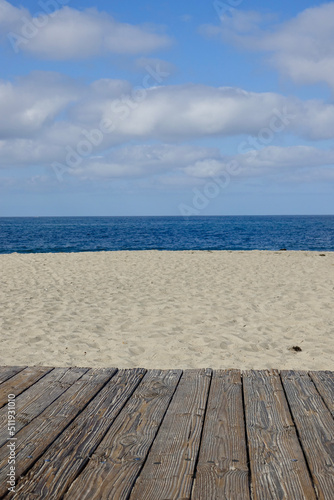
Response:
[96,85,299,140]
[4,73,334,149]
[0,72,80,138]
[58,143,334,186]
[70,144,219,179]
[0,1,172,59]
[200,3,334,90]
[2,134,334,187]
[89,84,334,142]
[242,145,334,170]
[0,0,28,29]
[184,145,334,184]
[184,159,225,178]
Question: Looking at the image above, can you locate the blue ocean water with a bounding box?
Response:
[0,216,333,254]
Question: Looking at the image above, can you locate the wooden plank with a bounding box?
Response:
[0,366,26,384]
[0,368,116,497]
[309,371,334,418]
[192,370,250,500]
[281,370,334,500]
[64,369,182,500]
[0,367,89,448]
[129,368,212,500]
[14,368,146,499]
[244,370,316,500]
[0,366,53,408]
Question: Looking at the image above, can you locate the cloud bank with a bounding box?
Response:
[0,72,334,187]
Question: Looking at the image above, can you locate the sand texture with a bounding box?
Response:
[0,250,333,370]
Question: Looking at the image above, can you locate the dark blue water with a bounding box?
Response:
[0,216,333,254]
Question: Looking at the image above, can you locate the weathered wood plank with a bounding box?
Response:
[0,366,53,408]
[0,366,26,385]
[0,367,332,499]
[0,368,116,497]
[244,370,316,500]
[0,367,88,448]
[281,370,334,500]
[309,371,334,418]
[129,368,212,500]
[192,370,250,500]
[14,368,146,499]
[64,369,182,500]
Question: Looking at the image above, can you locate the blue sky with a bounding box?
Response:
[0,0,334,215]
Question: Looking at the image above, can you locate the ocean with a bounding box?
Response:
[0,215,333,254]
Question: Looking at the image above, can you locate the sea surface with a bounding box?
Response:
[0,216,334,254]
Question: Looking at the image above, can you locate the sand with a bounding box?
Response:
[0,250,333,370]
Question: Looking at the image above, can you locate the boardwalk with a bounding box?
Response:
[0,367,333,499]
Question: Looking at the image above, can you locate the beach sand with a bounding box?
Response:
[0,250,333,370]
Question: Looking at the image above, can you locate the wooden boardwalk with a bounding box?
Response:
[0,367,333,499]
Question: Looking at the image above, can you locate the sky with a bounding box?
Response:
[0,0,334,216]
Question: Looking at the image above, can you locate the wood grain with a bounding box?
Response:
[130,368,212,500]
[244,370,316,500]
[0,367,88,447]
[0,366,53,408]
[281,370,334,500]
[14,368,146,499]
[64,369,182,500]
[0,368,115,497]
[309,371,334,417]
[192,370,250,500]
[0,366,26,384]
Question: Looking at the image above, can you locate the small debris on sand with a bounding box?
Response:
[289,345,302,352]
